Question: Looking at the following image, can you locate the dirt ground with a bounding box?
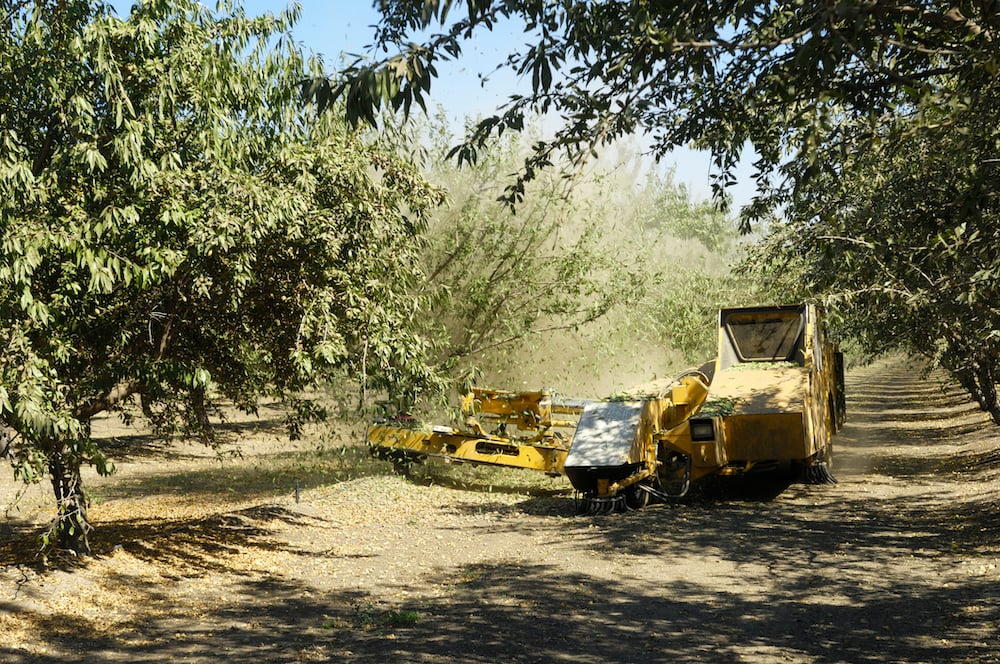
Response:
[1,359,999,663]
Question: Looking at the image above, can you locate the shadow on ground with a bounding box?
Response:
[2,485,997,663]
[2,361,997,663]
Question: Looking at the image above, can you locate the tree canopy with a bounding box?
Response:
[314,0,1000,226]
[1,0,441,552]
[396,117,649,388]
[742,76,1000,422]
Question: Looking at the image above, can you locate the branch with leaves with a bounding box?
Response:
[316,1,1000,229]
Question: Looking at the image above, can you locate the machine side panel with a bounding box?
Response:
[722,412,806,460]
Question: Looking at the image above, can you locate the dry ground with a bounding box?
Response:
[1,359,999,663]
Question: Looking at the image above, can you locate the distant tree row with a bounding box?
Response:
[400,116,749,400]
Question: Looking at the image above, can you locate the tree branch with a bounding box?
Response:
[74,381,142,420]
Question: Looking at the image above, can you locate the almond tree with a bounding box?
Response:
[743,98,1000,422]
[0,0,441,553]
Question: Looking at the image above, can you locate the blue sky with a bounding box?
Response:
[117,1,755,208]
[241,1,757,209]
[245,1,535,124]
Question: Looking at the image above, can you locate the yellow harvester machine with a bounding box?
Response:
[565,304,845,511]
[367,304,845,512]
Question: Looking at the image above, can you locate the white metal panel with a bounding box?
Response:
[564,401,641,468]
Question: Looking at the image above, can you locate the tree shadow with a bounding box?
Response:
[90,445,383,504]
[3,526,996,663]
[4,361,996,662]
[0,518,49,567]
[0,504,325,570]
[4,447,998,664]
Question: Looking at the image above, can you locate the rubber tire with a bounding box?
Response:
[624,483,651,510]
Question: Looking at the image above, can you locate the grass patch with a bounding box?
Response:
[323,604,420,631]
[385,610,421,626]
[456,566,481,585]
[90,442,395,505]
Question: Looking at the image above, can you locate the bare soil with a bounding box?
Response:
[1,359,999,663]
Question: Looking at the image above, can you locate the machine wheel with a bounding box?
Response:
[657,452,692,498]
[624,482,651,510]
[802,443,836,484]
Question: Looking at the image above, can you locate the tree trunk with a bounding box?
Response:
[974,362,1000,426]
[48,451,91,555]
[191,386,215,446]
[954,366,986,411]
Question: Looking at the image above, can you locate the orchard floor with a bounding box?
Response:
[1,359,999,663]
